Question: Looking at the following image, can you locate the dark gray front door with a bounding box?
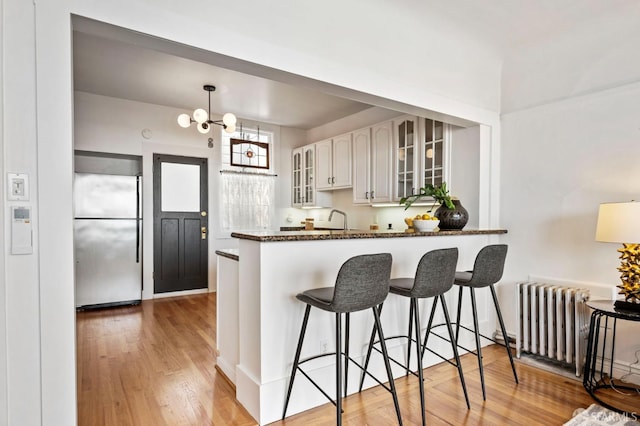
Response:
[153,154,208,293]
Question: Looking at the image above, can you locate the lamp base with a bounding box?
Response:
[614,299,640,312]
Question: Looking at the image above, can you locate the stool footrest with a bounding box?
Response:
[294,350,398,406]
[435,321,505,343]
[367,335,423,379]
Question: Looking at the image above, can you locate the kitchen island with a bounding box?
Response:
[220,228,506,424]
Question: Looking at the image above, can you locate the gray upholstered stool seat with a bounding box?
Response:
[387,277,414,296]
[452,244,519,400]
[359,248,469,426]
[454,271,472,283]
[282,253,403,426]
[296,287,334,308]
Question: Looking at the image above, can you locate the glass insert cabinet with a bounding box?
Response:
[394,116,450,200]
[292,145,317,207]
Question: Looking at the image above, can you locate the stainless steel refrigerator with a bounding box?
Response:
[74,173,142,309]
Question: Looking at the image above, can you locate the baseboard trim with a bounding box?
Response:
[215,364,236,391]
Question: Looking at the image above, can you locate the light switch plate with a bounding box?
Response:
[7,173,29,201]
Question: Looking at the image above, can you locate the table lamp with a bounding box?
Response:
[595,201,640,311]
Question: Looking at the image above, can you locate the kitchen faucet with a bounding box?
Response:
[328,209,348,230]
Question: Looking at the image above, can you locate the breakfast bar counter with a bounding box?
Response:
[224,228,507,424]
[231,228,506,242]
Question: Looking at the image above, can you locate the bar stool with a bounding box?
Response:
[452,244,518,400]
[359,248,469,426]
[282,253,402,425]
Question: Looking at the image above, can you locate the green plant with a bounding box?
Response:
[399,182,455,210]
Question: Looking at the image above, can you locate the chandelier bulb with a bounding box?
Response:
[222,112,237,127]
[224,124,236,134]
[193,108,208,124]
[197,122,210,134]
[177,114,192,128]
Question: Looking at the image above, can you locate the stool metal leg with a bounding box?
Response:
[421,296,439,356]
[344,312,350,397]
[455,287,463,346]
[489,285,518,384]
[282,305,312,419]
[373,306,403,425]
[336,312,343,426]
[411,298,426,426]
[421,295,470,410]
[469,287,486,400]
[440,295,470,409]
[358,303,383,391]
[406,300,414,377]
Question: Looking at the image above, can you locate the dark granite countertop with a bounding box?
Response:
[215,248,239,261]
[231,228,507,242]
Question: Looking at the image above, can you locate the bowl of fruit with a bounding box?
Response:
[406,214,440,232]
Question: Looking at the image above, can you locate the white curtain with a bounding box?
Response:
[220,172,276,231]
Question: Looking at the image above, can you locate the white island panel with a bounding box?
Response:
[231,231,504,424]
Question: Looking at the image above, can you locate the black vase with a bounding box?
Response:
[435,199,469,230]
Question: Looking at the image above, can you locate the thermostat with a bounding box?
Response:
[7,173,29,201]
[11,206,33,255]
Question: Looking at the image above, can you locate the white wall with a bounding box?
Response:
[2,0,44,424]
[500,7,640,367]
[450,126,480,229]
[2,0,503,423]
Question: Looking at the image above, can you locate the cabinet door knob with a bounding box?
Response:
[328,177,331,184]
[332,177,335,184]
[371,191,375,199]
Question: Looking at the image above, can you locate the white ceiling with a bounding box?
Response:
[73,33,375,130]
[72,1,635,130]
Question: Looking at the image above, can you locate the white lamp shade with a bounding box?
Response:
[193,108,208,124]
[595,201,640,243]
[222,112,237,127]
[177,114,192,128]
[197,122,210,134]
[224,124,236,134]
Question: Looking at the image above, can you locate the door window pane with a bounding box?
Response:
[161,162,200,212]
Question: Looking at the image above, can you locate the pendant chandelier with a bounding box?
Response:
[177,85,237,134]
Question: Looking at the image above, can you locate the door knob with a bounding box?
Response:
[201,211,207,217]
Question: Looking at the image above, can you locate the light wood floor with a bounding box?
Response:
[77,292,620,425]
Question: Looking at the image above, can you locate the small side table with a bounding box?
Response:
[583,300,640,416]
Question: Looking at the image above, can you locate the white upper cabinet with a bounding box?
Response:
[292,144,331,207]
[293,116,449,209]
[352,128,371,204]
[315,139,332,190]
[352,121,393,204]
[292,148,303,206]
[393,116,450,201]
[393,116,419,201]
[315,133,352,190]
[421,118,449,189]
[332,133,352,188]
[370,121,393,202]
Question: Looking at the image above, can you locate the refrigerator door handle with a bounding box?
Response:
[136,176,140,264]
